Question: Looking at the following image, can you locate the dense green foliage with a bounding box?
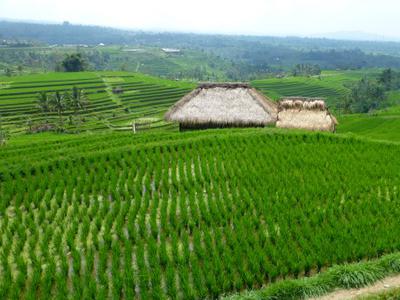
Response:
[0,114,8,145]
[345,78,386,113]
[1,129,400,299]
[292,64,321,77]
[35,86,89,131]
[337,69,400,113]
[378,68,400,91]
[61,53,87,72]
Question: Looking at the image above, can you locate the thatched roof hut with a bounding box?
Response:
[165,83,277,130]
[276,97,338,132]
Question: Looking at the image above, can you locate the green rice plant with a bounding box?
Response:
[165,263,178,299]
[328,262,386,289]
[258,276,332,300]
[3,129,400,299]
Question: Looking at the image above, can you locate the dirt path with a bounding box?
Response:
[312,275,400,300]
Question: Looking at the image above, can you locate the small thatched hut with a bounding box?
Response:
[276,97,338,132]
[165,83,277,130]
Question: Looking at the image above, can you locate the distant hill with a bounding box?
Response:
[1,20,400,54]
[311,31,400,42]
[2,20,400,80]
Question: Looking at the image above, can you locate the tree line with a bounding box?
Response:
[36,86,89,132]
[292,64,321,77]
[339,69,400,114]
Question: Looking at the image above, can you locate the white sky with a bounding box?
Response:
[1,0,400,38]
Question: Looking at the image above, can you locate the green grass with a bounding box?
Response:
[360,287,400,299]
[337,112,400,142]
[2,128,400,299]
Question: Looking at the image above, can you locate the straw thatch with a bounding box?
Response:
[276,97,338,132]
[165,83,277,130]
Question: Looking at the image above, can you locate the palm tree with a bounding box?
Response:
[70,86,88,114]
[68,86,89,130]
[36,92,50,123]
[0,114,8,146]
[51,91,67,130]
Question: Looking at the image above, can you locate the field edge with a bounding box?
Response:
[222,252,400,300]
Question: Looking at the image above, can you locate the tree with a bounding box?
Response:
[36,92,51,123]
[68,86,89,130]
[50,91,67,129]
[26,118,33,132]
[61,53,87,72]
[292,64,321,77]
[346,78,386,113]
[4,68,12,77]
[0,114,8,146]
[378,68,399,91]
[69,86,88,113]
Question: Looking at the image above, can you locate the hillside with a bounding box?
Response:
[1,129,400,299]
[2,69,400,146]
[251,71,358,106]
[2,21,400,80]
[2,70,379,137]
[0,71,194,134]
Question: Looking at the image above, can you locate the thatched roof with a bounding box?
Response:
[277,97,338,132]
[165,83,277,126]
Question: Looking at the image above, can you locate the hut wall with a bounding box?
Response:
[277,110,336,132]
[179,122,265,131]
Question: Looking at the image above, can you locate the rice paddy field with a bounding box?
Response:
[0,71,194,134]
[1,129,400,299]
[2,69,400,299]
[252,70,382,107]
[0,69,380,137]
[337,91,400,142]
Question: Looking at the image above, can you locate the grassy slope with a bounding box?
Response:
[252,70,385,107]
[251,70,364,106]
[338,114,400,142]
[0,71,195,134]
[337,90,400,142]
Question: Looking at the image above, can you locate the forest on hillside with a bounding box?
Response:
[2,21,400,80]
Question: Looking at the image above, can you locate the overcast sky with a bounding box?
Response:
[1,0,400,39]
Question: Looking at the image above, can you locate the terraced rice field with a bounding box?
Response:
[0,72,194,134]
[1,129,400,299]
[252,74,351,106]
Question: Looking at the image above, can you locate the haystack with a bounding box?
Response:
[277,97,338,132]
[165,83,277,130]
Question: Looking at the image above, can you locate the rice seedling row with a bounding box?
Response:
[1,130,400,299]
